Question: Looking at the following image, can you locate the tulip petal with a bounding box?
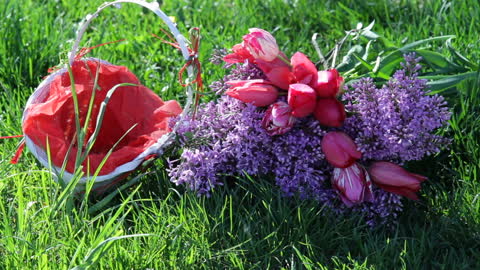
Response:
[332,163,373,207]
[266,67,294,90]
[314,69,344,98]
[288,83,317,117]
[375,184,419,200]
[223,43,255,64]
[313,98,346,127]
[291,52,318,85]
[369,161,427,200]
[261,101,296,136]
[225,80,279,107]
[256,57,294,90]
[242,28,280,62]
[321,131,362,168]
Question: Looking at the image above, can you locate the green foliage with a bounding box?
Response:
[1,0,479,269]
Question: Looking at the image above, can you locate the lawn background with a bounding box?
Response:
[1,0,479,269]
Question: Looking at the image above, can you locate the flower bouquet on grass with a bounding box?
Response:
[167,27,469,226]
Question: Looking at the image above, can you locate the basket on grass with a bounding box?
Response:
[21,0,195,192]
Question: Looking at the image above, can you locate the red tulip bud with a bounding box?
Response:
[256,56,294,90]
[321,131,362,168]
[226,79,278,107]
[287,83,317,117]
[262,101,296,136]
[313,69,344,98]
[223,43,255,64]
[313,98,346,127]
[332,162,374,207]
[369,161,427,200]
[291,52,318,85]
[242,28,280,62]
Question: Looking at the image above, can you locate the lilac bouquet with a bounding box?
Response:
[168,29,451,226]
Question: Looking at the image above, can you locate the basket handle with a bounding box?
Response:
[68,0,195,155]
[68,0,191,65]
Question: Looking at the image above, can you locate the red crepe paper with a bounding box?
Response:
[23,59,182,176]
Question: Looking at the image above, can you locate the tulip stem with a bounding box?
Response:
[311,33,328,70]
[277,54,291,66]
[331,44,339,69]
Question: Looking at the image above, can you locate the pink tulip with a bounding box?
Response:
[313,98,346,127]
[225,79,278,107]
[313,69,344,98]
[332,163,374,207]
[287,83,317,117]
[291,52,318,85]
[242,28,280,62]
[261,101,296,136]
[321,131,362,168]
[256,56,294,90]
[369,161,427,200]
[223,43,255,64]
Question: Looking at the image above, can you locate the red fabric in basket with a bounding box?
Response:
[23,59,182,175]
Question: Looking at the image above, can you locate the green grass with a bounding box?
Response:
[1,0,479,268]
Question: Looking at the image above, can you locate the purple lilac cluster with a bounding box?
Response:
[353,188,404,227]
[342,53,451,163]
[168,53,449,226]
[168,97,272,195]
[270,117,329,199]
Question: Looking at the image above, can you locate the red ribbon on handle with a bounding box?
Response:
[152,27,204,118]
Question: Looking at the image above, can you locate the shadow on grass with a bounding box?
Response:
[89,154,480,269]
